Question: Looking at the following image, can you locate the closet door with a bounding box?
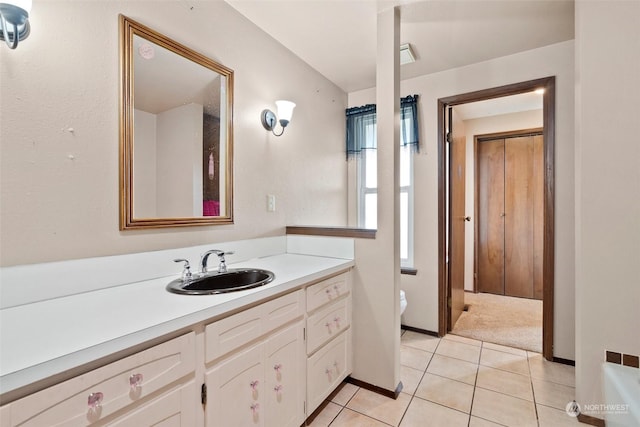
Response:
[477,139,505,295]
[505,136,535,298]
[532,135,544,300]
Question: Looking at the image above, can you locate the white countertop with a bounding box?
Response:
[0,253,353,396]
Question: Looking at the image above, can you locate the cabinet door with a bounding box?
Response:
[206,342,264,427]
[108,381,197,427]
[264,322,305,427]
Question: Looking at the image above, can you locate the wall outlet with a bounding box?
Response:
[267,194,276,212]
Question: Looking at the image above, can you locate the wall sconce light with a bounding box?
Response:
[261,100,296,137]
[0,0,31,49]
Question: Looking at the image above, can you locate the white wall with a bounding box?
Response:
[132,109,157,218]
[350,40,575,359]
[0,1,348,267]
[575,0,640,415]
[461,110,543,291]
[156,103,203,217]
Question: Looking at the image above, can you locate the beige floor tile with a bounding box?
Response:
[528,353,575,387]
[532,378,575,410]
[436,339,481,364]
[443,334,483,347]
[476,365,534,401]
[471,388,537,427]
[426,354,478,385]
[415,372,474,413]
[346,388,412,426]
[331,382,359,406]
[482,341,528,357]
[306,401,342,427]
[401,331,441,353]
[537,404,582,426]
[400,397,469,427]
[468,416,505,427]
[400,365,424,396]
[329,408,389,427]
[480,348,530,376]
[400,345,433,371]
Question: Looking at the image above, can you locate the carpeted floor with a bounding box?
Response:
[451,292,542,353]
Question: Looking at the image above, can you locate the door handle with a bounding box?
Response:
[464,216,471,222]
[500,213,506,218]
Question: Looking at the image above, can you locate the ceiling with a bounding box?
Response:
[226,0,575,94]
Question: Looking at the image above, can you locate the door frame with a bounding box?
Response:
[437,76,555,360]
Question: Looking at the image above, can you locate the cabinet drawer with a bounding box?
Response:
[306,297,351,355]
[108,380,197,426]
[306,273,350,313]
[206,290,303,363]
[9,332,196,426]
[261,290,304,336]
[306,331,351,414]
[206,303,263,363]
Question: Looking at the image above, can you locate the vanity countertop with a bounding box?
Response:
[0,253,353,396]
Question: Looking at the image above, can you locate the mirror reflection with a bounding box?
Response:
[120,15,234,229]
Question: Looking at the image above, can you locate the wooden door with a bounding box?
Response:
[476,132,543,300]
[477,139,505,295]
[448,108,466,328]
[505,136,535,298]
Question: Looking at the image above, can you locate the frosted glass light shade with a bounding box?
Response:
[0,0,32,49]
[275,100,296,125]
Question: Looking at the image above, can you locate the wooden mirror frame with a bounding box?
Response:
[119,15,234,230]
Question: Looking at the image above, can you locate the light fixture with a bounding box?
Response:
[0,0,31,50]
[534,88,545,95]
[261,100,296,137]
[400,43,415,65]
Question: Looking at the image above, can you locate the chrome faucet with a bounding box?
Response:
[200,249,235,274]
[173,259,193,282]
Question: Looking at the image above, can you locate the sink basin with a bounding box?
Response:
[166,269,275,295]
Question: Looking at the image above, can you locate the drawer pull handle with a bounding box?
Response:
[325,322,332,331]
[334,316,341,327]
[325,289,332,297]
[273,364,282,372]
[274,385,283,393]
[250,380,260,390]
[87,392,103,409]
[129,373,143,389]
[334,285,340,294]
[250,403,260,413]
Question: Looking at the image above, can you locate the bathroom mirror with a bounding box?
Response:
[119,15,234,229]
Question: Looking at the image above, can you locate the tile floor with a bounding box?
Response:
[306,330,580,427]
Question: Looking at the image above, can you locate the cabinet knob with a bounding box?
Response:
[273,385,283,393]
[334,316,341,327]
[333,285,340,294]
[87,392,104,409]
[273,364,282,372]
[129,373,143,389]
[250,403,260,413]
[250,380,260,390]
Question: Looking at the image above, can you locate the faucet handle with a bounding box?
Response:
[173,259,193,281]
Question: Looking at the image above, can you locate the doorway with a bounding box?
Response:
[437,77,556,360]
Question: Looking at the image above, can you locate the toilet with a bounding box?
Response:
[400,290,407,315]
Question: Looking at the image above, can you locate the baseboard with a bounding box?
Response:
[346,376,403,399]
[401,325,439,337]
[577,413,605,426]
[552,356,576,366]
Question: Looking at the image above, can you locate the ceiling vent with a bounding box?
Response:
[400,43,416,65]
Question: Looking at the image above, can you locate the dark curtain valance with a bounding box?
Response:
[346,104,377,158]
[401,94,420,151]
[346,95,420,159]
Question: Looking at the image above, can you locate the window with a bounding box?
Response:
[347,95,419,267]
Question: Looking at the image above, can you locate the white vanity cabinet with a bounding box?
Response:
[5,332,197,426]
[305,272,352,414]
[0,268,353,427]
[204,290,305,427]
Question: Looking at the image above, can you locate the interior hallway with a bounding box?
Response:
[307,330,577,427]
[451,292,543,353]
